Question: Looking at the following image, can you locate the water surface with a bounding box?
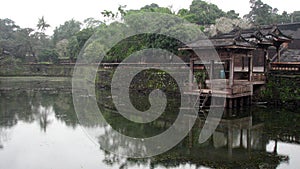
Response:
[0,79,299,169]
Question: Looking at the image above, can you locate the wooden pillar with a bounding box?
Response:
[189,58,194,91]
[276,46,281,62]
[242,56,245,70]
[247,129,251,152]
[188,118,193,149]
[273,139,278,154]
[224,98,227,108]
[249,96,252,105]
[264,48,269,73]
[228,124,233,158]
[210,60,215,80]
[239,97,244,108]
[234,99,238,108]
[248,53,253,82]
[240,129,243,148]
[229,54,235,87]
[228,99,233,109]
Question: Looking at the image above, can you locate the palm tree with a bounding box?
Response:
[37,16,50,32]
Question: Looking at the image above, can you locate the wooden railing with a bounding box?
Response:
[270,62,300,72]
[252,73,266,81]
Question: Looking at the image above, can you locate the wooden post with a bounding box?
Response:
[264,48,268,73]
[240,129,243,148]
[273,139,278,154]
[229,54,235,87]
[276,46,281,62]
[189,118,193,149]
[229,99,233,109]
[228,123,233,158]
[242,56,245,70]
[248,53,253,82]
[247,129,251,152]
[210,60,215,80]
[239,97,244,108]
[234,99,238,108]
[224,98,228,108]
[189,58,194,91]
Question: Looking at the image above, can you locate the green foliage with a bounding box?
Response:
[0,18,52,63]
[52,19,81,45]
[1,0,300,66]
[194,71,207,87]
[66,36,80,61]
[103,33,184,63]
[74,28,94,49]
[83,17,102,29]
[0,56,22,65]
[140,3,173,14]
[36,16,50,32]
[261,75,300,102]
[38,49,59,64]
[244,0,297,25]
[291,11,300,23]
[177,0,240,25]
[226,10,240,19]
[98,12,203,63]
[188,0,226,24]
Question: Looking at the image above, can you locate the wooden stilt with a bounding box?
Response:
[247,129,251,153]
[239,97,244,108]
[228,124,233,158]
[234,99,238,108]
[240,129,243,148]
[229,99,233,109]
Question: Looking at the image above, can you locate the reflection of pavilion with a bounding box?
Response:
[196,115,265,159]
[150,114,289,169]
[98,107,290,169]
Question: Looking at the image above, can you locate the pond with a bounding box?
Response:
[0,78,300,169]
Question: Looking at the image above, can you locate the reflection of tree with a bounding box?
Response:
[52,92,78,128]
[98,108,289,169]
[254,107,300,145]
[0,89,79,130]
[31,105,53,132]
[0,91,32,127]
[0,127,12,150]
[98,125,149,158]
[0,129,6,149]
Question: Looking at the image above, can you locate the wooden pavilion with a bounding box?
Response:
[179,25,292,108]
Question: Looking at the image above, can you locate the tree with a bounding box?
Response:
[52,19,81,45]
[74,28,94,49]
[177,8,189,17]
[99,12,203,62]
[66,36,80,61]
[188,0,226,24]
[62,27,95,61]
[37,16,50,32]
[226,10,240,19]
[140,3,172,14]
[55,39,69,58]
[244,0,278,25]
[126,4,173,16]
[83,17,102,29]
[38,49,59,64]
[291,11,300,23]
[0,18,19,56]
[13,28,35,60]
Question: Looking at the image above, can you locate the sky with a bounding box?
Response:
[1,0,299,35]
